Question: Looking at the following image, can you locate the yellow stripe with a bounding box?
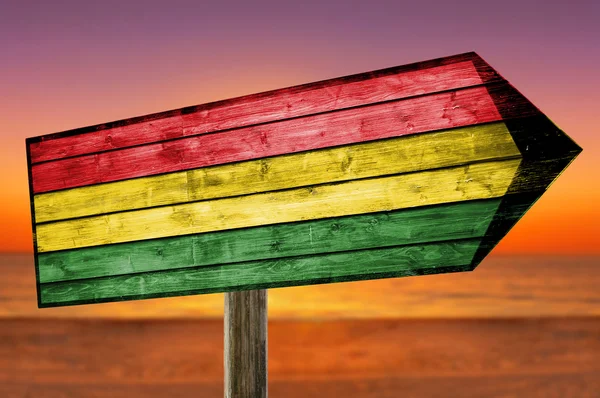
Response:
[36,159,521,252]
[34,122,520,223]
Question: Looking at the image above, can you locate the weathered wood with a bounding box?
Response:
[29,53,497,164]
[25,51,582,309]
[5,253,600,318]
[38,199,501,283]
[467,115,582,269]
[225,289,267,398]
[30,86,502,193]
[35,160,519,252]
[39,239,479,306]
[34,122,518,223]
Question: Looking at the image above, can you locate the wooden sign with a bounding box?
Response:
[26,52,581,308]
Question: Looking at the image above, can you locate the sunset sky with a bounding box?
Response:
[1,0,598,254]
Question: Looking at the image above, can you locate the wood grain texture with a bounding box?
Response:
[467,115,583,267]
[39,239,480,306]
[24,52,583,309]
[5,254,600,318]
[38,199,501,283]
[30,86,502,193]
[35,159,520,252]
[33,122,519,223]
[225,290,267,398]
[28,53,496,164]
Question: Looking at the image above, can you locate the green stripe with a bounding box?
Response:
[40,239,480,306]
[38,199,501,283]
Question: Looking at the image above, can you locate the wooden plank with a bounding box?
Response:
[6,254,600,318]
[30,86,502,193]
[35,159,520,253]
[33,122,519,223]
[38,199,501,283]
[225,289,268,398]
[182,61,482,137]
[39,239,480,306]
[31,115,184,164]
[28,53,497,164]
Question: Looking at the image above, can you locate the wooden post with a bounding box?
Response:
[225,289,268,398]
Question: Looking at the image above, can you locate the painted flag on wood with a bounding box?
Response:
[26,52,581,307]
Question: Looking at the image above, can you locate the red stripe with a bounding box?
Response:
[29,61,484,164]
[31,86,501,193]
[31,116,184,165]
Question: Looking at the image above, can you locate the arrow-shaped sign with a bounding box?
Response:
[26,52,581,308]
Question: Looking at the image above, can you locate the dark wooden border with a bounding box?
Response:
[25,140,42,307]
[469,56,582,267]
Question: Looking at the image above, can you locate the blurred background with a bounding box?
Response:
[1,1,599,396]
